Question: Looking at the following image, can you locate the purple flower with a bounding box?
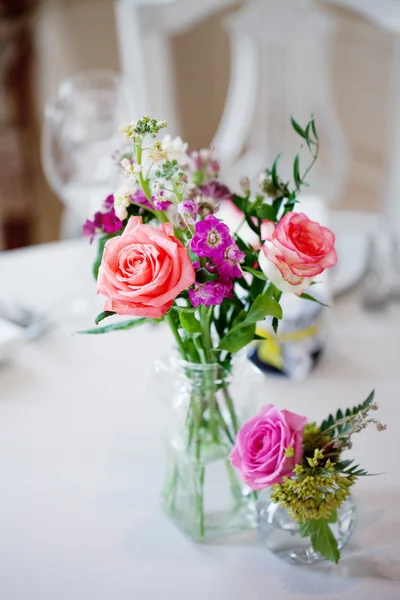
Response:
[178,199,199,225]
[82,207,123,243]
[101,209,124,234]
[188,277,233,308]
[218,244,245,279]
[200,180,232,202]
[152,190,172,211]
[104,194,114,210]
[190,215,233,262]
[178,199,198,218]
[132,189,153,210]
[208,159,220,176]
[82,219,97,243]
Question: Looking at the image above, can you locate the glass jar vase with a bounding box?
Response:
[153,354,264,542]
[257,489,356,564]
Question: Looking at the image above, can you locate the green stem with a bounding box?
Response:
[214,401,234,445]
[225,459,243,502]
[196,467,205,539]
[135,143,168,223]
[199,305,213,363]
[223,386,239,435]
[165,312,186,360]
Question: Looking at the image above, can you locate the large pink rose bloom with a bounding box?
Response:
[229,404,307,490]
[97,216,196,319]
[258,212,337,294]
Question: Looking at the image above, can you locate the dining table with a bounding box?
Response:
[0,238,399,600]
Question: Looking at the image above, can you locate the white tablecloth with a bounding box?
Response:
[0,240,399,600]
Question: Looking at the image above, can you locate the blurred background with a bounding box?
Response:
[1,0,399,252]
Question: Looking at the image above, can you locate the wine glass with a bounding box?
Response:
[41,69,129,237]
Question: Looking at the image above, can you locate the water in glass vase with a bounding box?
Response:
[154,354,263,541]
[257,489,356,564]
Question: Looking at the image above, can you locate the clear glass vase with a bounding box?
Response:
[153,354,264,542]
[257,489,356,564]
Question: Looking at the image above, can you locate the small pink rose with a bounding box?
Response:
[229,404,307,490]
[97,216,196,319]
[258,212,337,294]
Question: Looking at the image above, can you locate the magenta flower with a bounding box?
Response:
[190,215,233,262]
[152,190,172,211]
[101,209,124,234]
[188,277,233,307]
[178,199,199,225]
[104,194,114,210]
[218,244,245,279]
[82,219,97,243]
[132,189,153,210]
[82,207,124,243]
[200,180,232,202]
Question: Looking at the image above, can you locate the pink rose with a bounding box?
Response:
[97,216,196,319]
[229,404,307,490]
[258,212,337,294]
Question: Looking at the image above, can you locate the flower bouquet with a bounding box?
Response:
[230,392,386,563]
[82,115,338,541]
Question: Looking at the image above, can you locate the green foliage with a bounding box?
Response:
[246,295,282,323]
[256,204,277,221]
[300,293,329,308]
[334,459,371,477]
[93,234,114,280]
[321,391,375,436]
[218,295,282,352]
[242,266,267,281]
[271,154,281,189]
[298,519,340,564]
[95,311,116,325]
[195,268,218,283]
[78,317,160,334]
[179,311,202,334]
[155,159,180,181]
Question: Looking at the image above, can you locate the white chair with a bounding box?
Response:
[114,0,238,137]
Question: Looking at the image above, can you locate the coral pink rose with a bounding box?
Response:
[229,404,307,490]
[97,216,196,319]
[258,212,337,294]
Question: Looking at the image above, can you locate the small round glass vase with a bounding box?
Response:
[257,489,356,564]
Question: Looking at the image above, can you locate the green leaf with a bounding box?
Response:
[272,316,279,334]
[93,236,107,280]
[95,311,116,325]
[246,295,282,323]
[218,295,282,351]
[321,390,375,434]
[78,317,158,334]
[312,520,340,564]
[311,117,318,140]
[327,510,338,524]
[179,311,202,334]
[195,268,218,283]
[290,116,307,140]
[293,154,302,187]
[218,323,256,352]
[256,204,276,221]
[271,154,281,189]
[300,293,329,308]
[299,519,340,564]
[231,194,246,213]
[305,122,313,150]
[242,266,267,281]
